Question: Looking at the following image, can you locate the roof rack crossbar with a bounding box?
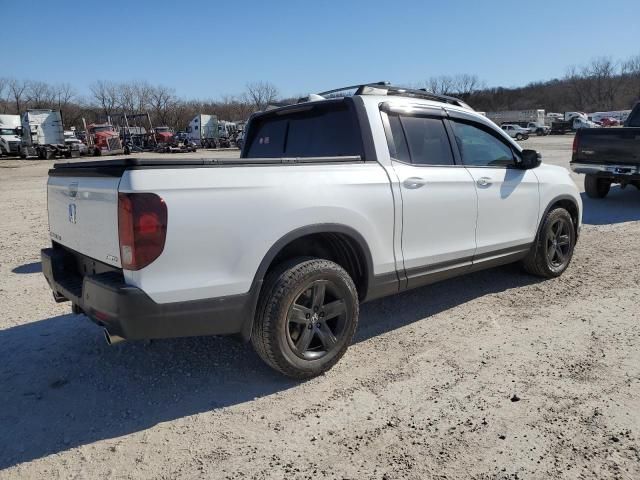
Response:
[316,81,390,97]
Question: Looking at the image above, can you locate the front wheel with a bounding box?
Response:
[516,133,524,140]
[252,258,359,379]
[584,174,610,199]
[522,207,576,278]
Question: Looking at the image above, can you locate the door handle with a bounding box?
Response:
[402,177,426,189]
[476,177,492,187]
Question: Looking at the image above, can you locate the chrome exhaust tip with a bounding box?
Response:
[103,329,125,346]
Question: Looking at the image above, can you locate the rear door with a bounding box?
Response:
[382,107,478,288]
[48,174,122,267]
[447,118,539,261]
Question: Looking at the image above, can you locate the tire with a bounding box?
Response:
[522,207,576,278]
[516,133,523,141]
[584,174,610,199]
[251,258,359,379]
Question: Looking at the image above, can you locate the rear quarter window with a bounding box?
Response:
[244,101,363,158]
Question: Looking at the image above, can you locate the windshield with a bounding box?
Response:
[0,128,17,136]
[92,126,114,133]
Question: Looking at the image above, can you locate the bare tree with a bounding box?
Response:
[26,81,57,108]
[244,81,279,111]
[54,83,76,109]
[423,75,455,95]
[90,80,119,117]
[0,77,9,113]
[149,85,177,126]
[8,78,29,114]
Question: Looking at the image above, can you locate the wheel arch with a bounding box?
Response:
[539,194,581,239]
[240,224,376,340]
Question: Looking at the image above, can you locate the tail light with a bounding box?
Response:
[118,193,167,270]
[572,134,579,155]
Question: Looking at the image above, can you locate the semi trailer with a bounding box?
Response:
[20,110,76,159]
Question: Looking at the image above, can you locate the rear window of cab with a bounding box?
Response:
[244,101,364,158]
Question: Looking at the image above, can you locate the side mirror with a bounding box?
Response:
[519,149,541,169]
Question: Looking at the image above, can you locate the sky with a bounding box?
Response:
[2,0,638,100]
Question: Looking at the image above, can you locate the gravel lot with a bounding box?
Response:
[1,137,639,479]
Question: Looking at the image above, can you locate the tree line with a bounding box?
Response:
[0,79,279,131]
[1,53,639,131]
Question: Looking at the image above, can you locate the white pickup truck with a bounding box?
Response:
[42,83,582,378]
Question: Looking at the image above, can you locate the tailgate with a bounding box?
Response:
[47,174,122,267]
[574,128,640,165]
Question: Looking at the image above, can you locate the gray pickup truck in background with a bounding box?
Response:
[570,102,640,198]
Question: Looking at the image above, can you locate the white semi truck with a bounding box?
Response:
[20,109,78,159]
[0,114,22,156]
[187,114,220,148]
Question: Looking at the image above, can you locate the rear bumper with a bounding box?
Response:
[41,247,259,341]
[570,162,640,178]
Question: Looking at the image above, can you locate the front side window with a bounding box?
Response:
[386,114,454,166]
[451,121,515,167]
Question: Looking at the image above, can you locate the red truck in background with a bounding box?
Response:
[153,126,175,145]
[82,119,125,156]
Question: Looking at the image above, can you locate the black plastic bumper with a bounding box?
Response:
[41,247,259,341]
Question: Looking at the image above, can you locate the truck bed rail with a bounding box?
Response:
[49,155,364,177]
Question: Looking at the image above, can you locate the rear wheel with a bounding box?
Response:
[252,258,359,379]
[522,207,575,278]
[584,174,610,199]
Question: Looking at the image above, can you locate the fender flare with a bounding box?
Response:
[537,194,581,239]
[240,223,376,340]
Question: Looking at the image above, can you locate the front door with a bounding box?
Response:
[448,119,540,263]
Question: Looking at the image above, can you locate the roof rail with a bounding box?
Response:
[310,82,471,109]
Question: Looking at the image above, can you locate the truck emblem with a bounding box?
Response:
[68,182,78,198]
[68,203,77,224]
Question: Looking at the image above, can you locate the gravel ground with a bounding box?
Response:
[1,137,639,479]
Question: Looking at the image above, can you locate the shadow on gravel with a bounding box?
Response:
[11,262,42,274]
[581,187,640,225]
[0,264,542,469]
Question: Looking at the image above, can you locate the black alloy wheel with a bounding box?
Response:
[286,279,348,360]
[545,217,572,271]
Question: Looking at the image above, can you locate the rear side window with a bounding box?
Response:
[450,120,515,167]
[245,101,363,158]
[386,114,454,166]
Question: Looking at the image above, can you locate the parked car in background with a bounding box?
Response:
[501,124,530,140]
[526,122,550,136]
[64,130,88,155]
[41,83,581,378]
[571,102,640,198]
